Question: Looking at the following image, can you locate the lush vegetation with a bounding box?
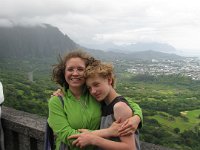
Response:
[1,58,200,150]
[0,58,58,116]
[117,73,200,150]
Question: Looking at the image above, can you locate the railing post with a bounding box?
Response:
[19,134,31,150]
[1,106,46,150]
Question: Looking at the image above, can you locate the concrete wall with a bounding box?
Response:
[1,106,174,150]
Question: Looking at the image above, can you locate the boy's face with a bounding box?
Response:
[86,75,111,102]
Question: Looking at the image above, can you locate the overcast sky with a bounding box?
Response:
[1,0,200,55]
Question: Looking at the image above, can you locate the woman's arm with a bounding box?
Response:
[48,96,79,145]
[126,98,143,129]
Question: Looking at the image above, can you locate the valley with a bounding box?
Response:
[1,57,200,150]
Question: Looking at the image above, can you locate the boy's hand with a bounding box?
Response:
[78,129,90,133]
[107,119,122,137]
[118,115,140,136]
[51,89,63,97]
[68,133,96,148]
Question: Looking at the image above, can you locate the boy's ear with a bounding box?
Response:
[107,76,113,85]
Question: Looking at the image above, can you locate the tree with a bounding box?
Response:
[174,128,180,134]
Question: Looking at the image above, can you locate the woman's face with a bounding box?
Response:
[65,57,86,89]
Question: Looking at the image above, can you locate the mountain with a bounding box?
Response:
[126,50,183,60]
[107,42,177,54]
[87,49,183,61]
[0,24,183,61]
[0,24,78,59]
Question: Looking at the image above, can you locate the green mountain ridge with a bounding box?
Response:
[0,24,184,61]
[0,24,78,58]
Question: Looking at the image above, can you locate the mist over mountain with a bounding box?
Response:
[106,42,177,54]
[0,24,78,59]
[0,24,183,60]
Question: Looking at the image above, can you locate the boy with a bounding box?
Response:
[69,61,140,150]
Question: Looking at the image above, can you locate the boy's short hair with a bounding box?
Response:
[85,60,116,87]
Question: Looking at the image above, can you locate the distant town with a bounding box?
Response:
[125,57,200,80]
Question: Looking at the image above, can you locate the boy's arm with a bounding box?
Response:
[69,102,136,150]
[89,133,135,150]
[90,121,120,138]
[90,99,143,138]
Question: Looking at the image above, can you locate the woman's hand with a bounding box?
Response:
[51,88,63,97]
[118,115,141,136]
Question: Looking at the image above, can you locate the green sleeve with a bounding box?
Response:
[126,98,143,128]
[48,96,79,145]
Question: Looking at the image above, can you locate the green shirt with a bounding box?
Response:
[48,89,101,150]
[48,89,143,150]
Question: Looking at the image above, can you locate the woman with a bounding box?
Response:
[48,50,142,150]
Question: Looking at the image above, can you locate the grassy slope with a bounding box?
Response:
[148,109,200,132]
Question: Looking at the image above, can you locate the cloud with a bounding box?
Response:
[0,0,200,51]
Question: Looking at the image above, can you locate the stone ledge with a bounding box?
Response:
[140,142,174,150]
[1,106,175,150]
[2,106,46,140]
